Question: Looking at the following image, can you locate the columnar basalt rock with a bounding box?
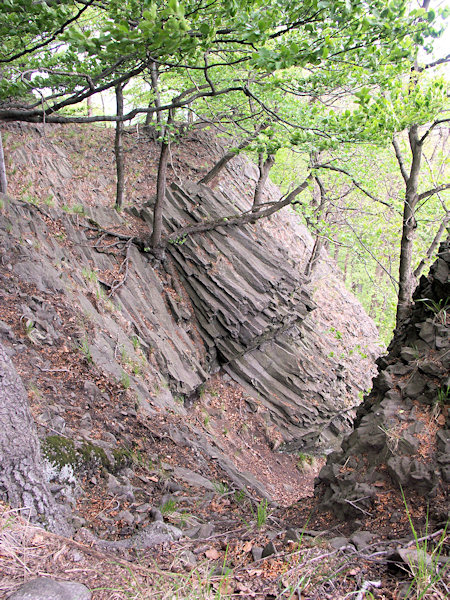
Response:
[316,237,450,518]
[141,181,376,448]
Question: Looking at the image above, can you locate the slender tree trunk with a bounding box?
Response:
[86,95,94,117]
[114,84,125,211]
[150,110,173,257]
[200,125,268,186]
[305,235,323,277]
[396,125,422,326]
[144,62,162,133]
[333,243,340,262]
[0,130,7,194]
[0,342,71,535]
[253,153,275,210]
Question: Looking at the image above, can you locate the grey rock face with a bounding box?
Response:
[7,578,91,600]
[142,181,377,449]
[316,236,450,518]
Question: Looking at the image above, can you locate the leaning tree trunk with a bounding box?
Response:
[0,342,71,535]
[253,153,275,210]
[150,109,174,258]
[0,130,7,194]
[200,124,268,186]
[114,83,125,211]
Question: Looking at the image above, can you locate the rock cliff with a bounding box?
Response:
[316,236,449,519]
[0,122,379,506]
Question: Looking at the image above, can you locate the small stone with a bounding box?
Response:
[251,546,263,561]
[106,473,134,501]
[403,372,426,398]
[185,523,215,539]
[149,508,163,522]
[261,541,276,558]
[284,528,300,544]
[350,531,375,550]
[176,550,197,570]
[7,577,91,600]
[400,347,419,362]
[418,321,436,344]
[329,536,349,550]
[117,510,134,526]
[135,503,152,514]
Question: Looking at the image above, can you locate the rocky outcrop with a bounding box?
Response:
[316,237,450,518]
[0,123,379,504]
[140,180,376,448]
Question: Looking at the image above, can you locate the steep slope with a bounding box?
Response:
[0,122,378,515]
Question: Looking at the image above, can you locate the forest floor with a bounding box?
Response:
[0,123,448,600]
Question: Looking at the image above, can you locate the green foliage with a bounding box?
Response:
[417,298,450,325]
[256,498,269,528]
[296,452,315,471]
[213,481,229,496]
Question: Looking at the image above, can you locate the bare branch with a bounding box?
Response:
[419,118,450,145]
[316,164,393,208]
[166,175,313,243]
[0,85,245,124]
[417,182,450,202]
[392,136,409,184]
[419,53,450,71]
[413,210,450,279]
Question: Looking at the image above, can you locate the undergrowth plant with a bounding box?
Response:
[401,489,449,599]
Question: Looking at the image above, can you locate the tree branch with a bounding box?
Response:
[316,164,393,208]
[166,176,312,244]
[419,53,450,71]
[413,210,450,279]
[418,183,450,202]
[392,136,409,184]
[0,85,245,124]
[419,118,450,145]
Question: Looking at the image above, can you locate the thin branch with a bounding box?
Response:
[316,164,393,208]
[0,85,245,124]
[345,220,399,290]
[418,182,450,202]
[166,175,313,244]
[419,118,450,145]
[392,136,409,184]
[419,53,450,71]
[413,210,450,279]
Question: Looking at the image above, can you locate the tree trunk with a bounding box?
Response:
[253,153,275,210]
[144,62,162,133]
[86,95,94,117]
[396,125,422,326]
[304,235,323,277]
[150,110,173,257]
[0,130,7,194]
[200,125,268,186]
[114,84,125,211]
[0,342,71,535]
[167,174,312,244]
